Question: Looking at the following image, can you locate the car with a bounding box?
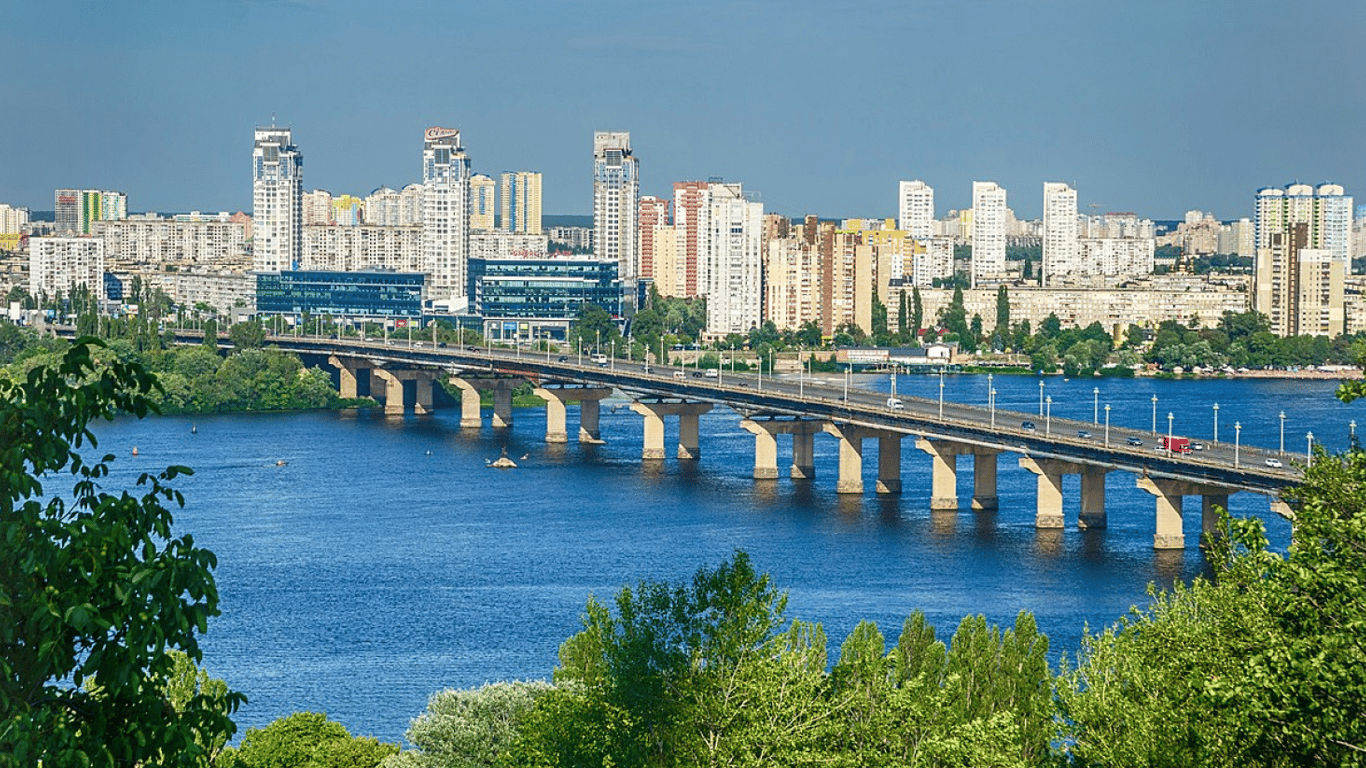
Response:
[1021,421,1036,431]
[1265,457,1284,468]
[436,342,447,348]
[887,397,904,410]
[703,368,718,378]
[558,355,568,362]
[1191,441,1206,451]
[1126,437,1143,446]
[1076,430,1092,439]
[692,371,703,378]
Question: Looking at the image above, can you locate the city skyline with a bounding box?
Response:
[3,0,1364,220]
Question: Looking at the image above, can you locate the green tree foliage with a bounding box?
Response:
[220,712,397,768]
[0,338,242,766]
[910,287,924,339]
[228,320,267,349]
[567,303,621,354]
[870,292,889,341]
[385,682,552,768]
[897,289,909,339]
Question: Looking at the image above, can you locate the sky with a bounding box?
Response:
[4,0,1364,221]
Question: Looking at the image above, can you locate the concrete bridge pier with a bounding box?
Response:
[446,377,484,428]
[740,419,782,479]
[1136,477,1232,550]
[877,434,902,494]
[823,423,871,494]
[1019,457,1079,529]
[1202,493,1229,548]
[328,355,362,399]
[1079,467,1108,529]
[371,368,436,416]
[790,421,820,479]
[489,381,516,428]
[915,439,996,510]
[629,402,714,460]
[533,387,614,444]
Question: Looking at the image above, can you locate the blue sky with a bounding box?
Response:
[4,0,1363,220]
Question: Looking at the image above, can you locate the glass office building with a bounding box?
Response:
[256,270,424,321]
[468,257,622,341]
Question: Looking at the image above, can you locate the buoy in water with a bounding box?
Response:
[276,460,287,466]
[132,446,139,456]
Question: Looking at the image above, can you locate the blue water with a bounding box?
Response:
[91,373,1358,742]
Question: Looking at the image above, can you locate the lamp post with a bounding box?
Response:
[1046,395,1052,435]
[990,388,997,429]
[843,364,850,402]
[798,346,804,398]
[611,340,616,371]
[938,368,945,419]
[1235,421,1242,467]
[1307,431,1314,467]
[987,372,993,406]
[1151,395,1158,434]
[1093,386,1099,424]
[1167,412,1174,451]
[1352,419,1357,443]
[1038,380,1045,416]
[1213,402,1220,444]
[1104,403,1111,446]
[1279,410,1286,454]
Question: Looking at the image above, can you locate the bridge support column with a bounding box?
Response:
[972,451,999,510]
[629,402,713,460]
[1079,467,1107,529]
[824,424,869,494]
[329,355,360,399]
[371,369,407,416]
[1137,476,1186,549]
[447,377,484,429]
[915,438,962,510]
[790,422,820,479]
[534,387,614,444]
[1019,457,1082,529]
[877,434,902,494]
[1202,493,1229,549]
[740,419,781,479]
[491,381,515,428]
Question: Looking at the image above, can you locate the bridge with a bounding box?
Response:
[237,333,1303,551]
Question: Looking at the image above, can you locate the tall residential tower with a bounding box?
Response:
[1254,182,1352,336]
[898,180,935,239]
[592,132,639,281]
[501,171,542,234]
[252,127,303,272]
[1042,182,1079,285]
[971,181,1007,286]
[422,126,472,305]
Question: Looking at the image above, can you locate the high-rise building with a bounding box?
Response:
[54,189,127,235]
[638,195,670,289]
[421,125,472,304]
[365,185,425,227]
[898,180,935,239]
[471,175,496,231]
[303,190,334,226]
[1254,182,1353,336]
[672,181,709,298]
[971,181,1007,287]
[252,127,303,272]
[592,132,639,280]
[0,204,29,234]
[500,171,542,235]
[1042,182,1079,285]
[30,237,106,302]
[702,183,763,335]
[332,195,364,226]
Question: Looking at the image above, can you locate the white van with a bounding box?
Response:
[590,353,608,366]
[673,370,686,379]
[704,368,718,378]
[886,397,904,410]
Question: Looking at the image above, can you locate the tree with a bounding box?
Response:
[567,303,620,354]
[871,292,889,340]
[910,287,924,340]
[219,712,398,768]
[229,320,266,349]
[386,682,552,768]
[994,285,1010,336]
[0,338,243,766]
[897,289,909,339]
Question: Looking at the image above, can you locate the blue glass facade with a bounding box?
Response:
[468,257,623,341]
[256,270,424,319]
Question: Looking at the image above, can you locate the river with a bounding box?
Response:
[91,372,1359,743]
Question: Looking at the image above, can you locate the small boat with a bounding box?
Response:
[191,425,197,434]
[132,446,138,456]
[276,460,288,466]
[520,453,530,461]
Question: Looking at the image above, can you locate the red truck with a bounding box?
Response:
[1159,436,1192,454]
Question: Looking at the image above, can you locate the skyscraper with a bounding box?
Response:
[471,175,496,231]
[672,181,709,298]
[1254,182,1352,336]
[637,195,670,288]
[500,171,542,234]
[898,180,935,239]
[1042,182,1078,285]
[422,126,472,304]
[252,127,303,272]
[593,132,639,280]
[54,189,127,236]
[703,183,763,335]
[971,181,1007,287]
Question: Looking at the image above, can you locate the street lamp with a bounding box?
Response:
[1307,431,1314,467]
[1104,403,1111,446]
[1039,380,1045,416]
[990,388,998,429]
[1093,386,1099,424]
[799,346,805,398]
[1279,410,1286,454]
[938,368,945,418]
[1235,421,1242,467]
[1046,395,1053,435]
[988,372,994,406]
[1151,395,1158,434]
[611,340,616,371]
[1213,402,1220,444]
[1352,420,1359,449]
[1167,411,1174,451]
